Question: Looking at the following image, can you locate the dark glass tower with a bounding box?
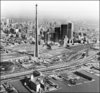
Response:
[61,24,67,40]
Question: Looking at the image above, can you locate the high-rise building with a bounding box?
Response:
[55,27,61,42]
[61,24,67,40]
[67,23,72,39]
[67,23,73,40]
[51,32,56,42]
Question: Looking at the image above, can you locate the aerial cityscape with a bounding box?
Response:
[0,1,99,93]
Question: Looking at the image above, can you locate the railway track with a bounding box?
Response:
[1,51,97,81]
[1,43,93,61]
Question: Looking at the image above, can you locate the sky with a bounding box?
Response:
[1,1,99,21]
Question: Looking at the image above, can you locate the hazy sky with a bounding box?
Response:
[1,1,99,21]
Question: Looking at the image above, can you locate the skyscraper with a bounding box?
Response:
[67,23,73,40]
[61,24,67,40]
[55,27,61,42]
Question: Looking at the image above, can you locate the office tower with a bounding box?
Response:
[55,27,61,42]
[67,23,73,40]
[61,24,67,40]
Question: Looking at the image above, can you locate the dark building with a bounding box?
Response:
[55,27,61,42]
[67,23,72,39]
[51,32,56,42]
[61,24,67,40]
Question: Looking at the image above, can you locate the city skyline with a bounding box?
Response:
[1,1,99,22]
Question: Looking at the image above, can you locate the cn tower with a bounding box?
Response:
[34,4,38,57]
